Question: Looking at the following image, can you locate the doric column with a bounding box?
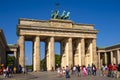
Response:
[61,39,67,68]
[90,39,93,65]
[92,38,97,67]
[98,52,101,69]
[111,51,113,64]
[68,38,73,67]
[50,37,55,70]
[117,50,120,64]
[81,38,85,65]
[46,37,55,71]
[33,36,40,72]
[19,35,25,68]
[104,52,107,64]
[77,39,81,66]
[66,38,73,67]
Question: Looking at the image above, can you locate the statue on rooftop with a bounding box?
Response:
[64,12,70,19]
[54,10,59,19]
[51,10,70,20]
[51,10,55,18]
[60,10,66,19]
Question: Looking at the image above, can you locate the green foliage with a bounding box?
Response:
[55,54,61,66]
[22,54,61,71]
[40,58,45,70]
[7,55,14,66]
[40,54,61,70]
[26,65,33,69]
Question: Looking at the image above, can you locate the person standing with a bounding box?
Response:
[65,66,70,79]
[73,66,77,76]
[82,65,87,77]
[92,65,97,76]
[76,65,81,77]
[113,64,117,77]
[87,64,91,75]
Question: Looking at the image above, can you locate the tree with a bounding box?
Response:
[7,55,14,66]
[55,54,61,67]
[40,54,61,71]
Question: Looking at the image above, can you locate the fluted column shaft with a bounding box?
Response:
[90,39,93,65]
[111,51,113,64]
[98,52,101,69]
[92,38,97,66]
[67,38,73,67]
[46,37,55,71]
[78,39,81,66]
[117,50,120,64]
[81,38,85,65]
[33,36,40,71]
[104,52,107,64]
[19,36,25,68]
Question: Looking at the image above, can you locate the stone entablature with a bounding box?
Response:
[18,18,95,30]
[7,44,18,52]
[97,44,120,52]
[17,18,98,40]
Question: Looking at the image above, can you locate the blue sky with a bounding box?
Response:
[0,0,120,65]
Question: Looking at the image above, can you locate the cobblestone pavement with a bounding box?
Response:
[0,70,119,80]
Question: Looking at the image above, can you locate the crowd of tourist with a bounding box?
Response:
[57,63,120,79]
[0,64,26,78]
[101,63,120,78]
[57,64,97,79]
[0,63,120,79]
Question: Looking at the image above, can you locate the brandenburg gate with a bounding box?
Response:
[17,18,98,71]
